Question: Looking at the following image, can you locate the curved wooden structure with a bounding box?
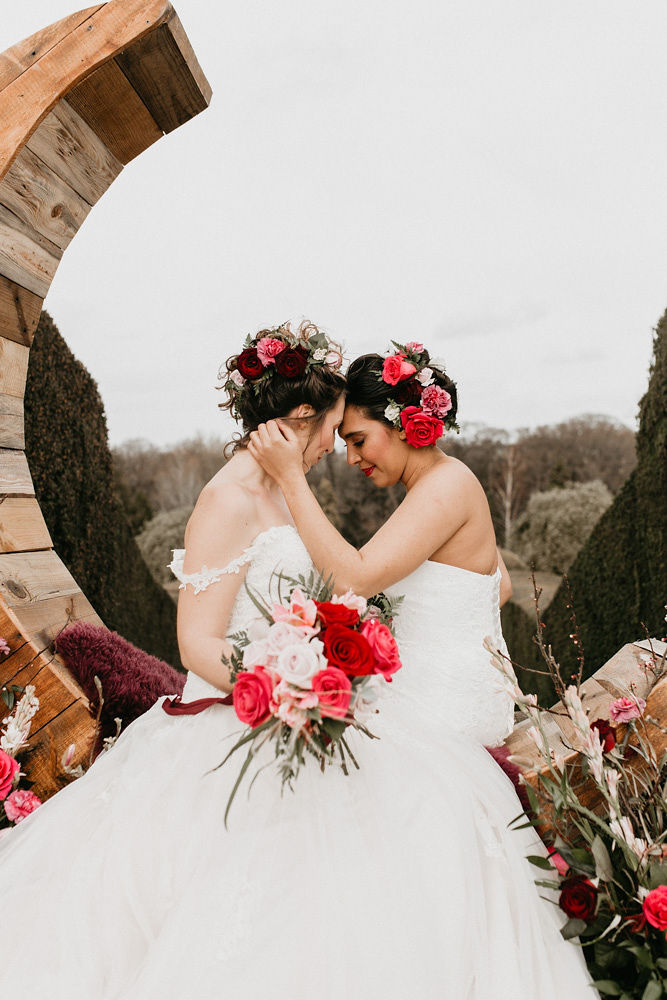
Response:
[0,2,211,799]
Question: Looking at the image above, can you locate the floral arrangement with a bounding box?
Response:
[214,573,403,825]
[0,661,42,830]
[485,592,667,998]
[221,321,344,421]
[381,340,459,447]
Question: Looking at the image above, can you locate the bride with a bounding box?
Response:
[0,323,596,999]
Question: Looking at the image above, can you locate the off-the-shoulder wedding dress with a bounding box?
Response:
[0,525,596,999]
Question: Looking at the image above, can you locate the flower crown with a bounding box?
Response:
[222,322,344,420]
[381,340,459,448]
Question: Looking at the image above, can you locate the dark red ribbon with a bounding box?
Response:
[162,694,233,715]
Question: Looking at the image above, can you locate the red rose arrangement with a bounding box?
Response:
[380,340,458,448]
[214,573,403,825]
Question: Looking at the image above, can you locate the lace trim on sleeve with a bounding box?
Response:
[168,548,253,595]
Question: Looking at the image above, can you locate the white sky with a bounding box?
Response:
[3,1,665,446]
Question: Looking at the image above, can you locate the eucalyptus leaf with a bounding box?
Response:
[560,917,587,940]
[642,981,664,1000]
[592,982,623,996]
[592,834,614,882]
[526,854,555,871]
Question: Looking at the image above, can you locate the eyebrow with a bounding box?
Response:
[340,428,365,440]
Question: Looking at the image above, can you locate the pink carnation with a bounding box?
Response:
[4,788,41,823]
[609,695,646,724]
[256,337,287,366]
[405,341,424,353]
[420,384,452,418]
[0,636,9,656]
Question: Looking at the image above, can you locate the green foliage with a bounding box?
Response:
[513,480,613,573]
[23,312,181,666]
[136,505,193,586]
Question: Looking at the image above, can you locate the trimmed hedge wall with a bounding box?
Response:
[24,312,181,667]
[502,314,666,688]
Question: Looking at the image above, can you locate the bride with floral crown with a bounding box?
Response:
[0,322,596,999]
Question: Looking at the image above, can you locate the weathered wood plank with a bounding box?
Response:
[4,652,81,735]
[0,275,42,347]
[7,598,102,654]
[0,450,34,497]
[0,400,24,449]
[0,497,51,553]
[26,100,123,209]
[0,0,176,179]
[66,57,163,164]
[0,145,91,251]
[0,203,62,298]
[0,6,104,93]
[0,337,30,397]
[116,12,211,134]
[0,598,29,657]
[21,697,97,801]
[0,549,83,607]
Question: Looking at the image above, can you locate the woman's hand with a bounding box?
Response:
[248,420,305,484]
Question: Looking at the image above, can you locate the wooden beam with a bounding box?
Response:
[66,57,163,164]
[0,337,30,397]
[0,275,42,347]
[0,450,34,497]
[0,6,105,93]
[26,100,122,209]
[20,697,96,801]
[0,497,52,553]
[0,395,24,449]
[0,145,91,251]
[0,202,62,298]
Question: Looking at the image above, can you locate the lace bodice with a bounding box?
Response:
[171,524,513,745]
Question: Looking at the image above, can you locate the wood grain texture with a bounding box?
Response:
[0,450,34,497]
[0,395,24,449]
[66,57,163,164]
[26,100,123,208]
[0,145,91,251]
[0,6,104,93]
[0,274,42,347]
[116,12,211,134]
[0,202,62,298]
[0,497,52,553]
[0,337,30,397]
[0,0,177,180]
[21,697,97,801]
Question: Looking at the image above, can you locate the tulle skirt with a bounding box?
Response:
[0,681,595,999]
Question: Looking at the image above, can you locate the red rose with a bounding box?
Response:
[382,354,417,386]
[591,718,617,753]
[400,406,444,448]
[275,346,308,378]
[312,667,352,719]
[559,876,598,922]
[643,886,667,931]
[392,379,422,406]
[233,668,274,728]
[322,625,375,676]
[315,601,360,628]
[0,749,19,800]
[361,620,402,681]
[236,348,264,380]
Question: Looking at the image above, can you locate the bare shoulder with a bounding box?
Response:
[184,476,258,555]
[413,454,484,506]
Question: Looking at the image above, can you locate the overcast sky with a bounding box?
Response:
[3,1,665,447]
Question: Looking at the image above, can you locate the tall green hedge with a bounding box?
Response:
[23,312,181,667]
[503,314,666,688]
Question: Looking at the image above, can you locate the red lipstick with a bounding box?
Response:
[362,466,375,477]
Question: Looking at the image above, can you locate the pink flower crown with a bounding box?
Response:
[380,341,459,448]
[221,322,344,420]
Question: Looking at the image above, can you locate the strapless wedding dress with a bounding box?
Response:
[0,525,595,999]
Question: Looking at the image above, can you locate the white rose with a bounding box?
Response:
[331,590,368,616]
[246,617,270,642]
[384,403,401,424]
[313,348,327,361]
[242,638,272,670]
[416,367,434,386]
[276,639,326,688]
[230,370,245,387]
[265,622,309,655]
[352,676,386,724]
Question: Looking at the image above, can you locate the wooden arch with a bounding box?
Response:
[0,1,211,797]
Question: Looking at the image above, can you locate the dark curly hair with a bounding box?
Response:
[345,352,458,428]
[218,321,346,455]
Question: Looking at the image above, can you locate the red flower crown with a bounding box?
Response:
[380,341,459,448]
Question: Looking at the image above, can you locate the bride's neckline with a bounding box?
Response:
[257,524,500,580]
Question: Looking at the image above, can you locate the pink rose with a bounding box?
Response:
[643,886,667,930]
[361,620,402,681]
[382,354,417,386]
[4,788,41,823]
[420,385,452,418]
[312,667,352,719]
[405,341,424,353]
[400,406,444,448]
[233,668,274,728]
[272,679,318,712]
[256,337,287,366]
[0,749,20,800]
[609,695,646,724]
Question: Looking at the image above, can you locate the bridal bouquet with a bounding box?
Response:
[216,573,403,825]
[485,594,667,999]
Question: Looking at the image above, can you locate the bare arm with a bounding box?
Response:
[248,421,469,597]
[176,485,257,693]
[496,549,513,608]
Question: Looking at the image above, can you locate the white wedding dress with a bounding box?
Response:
[0,524,596,999]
